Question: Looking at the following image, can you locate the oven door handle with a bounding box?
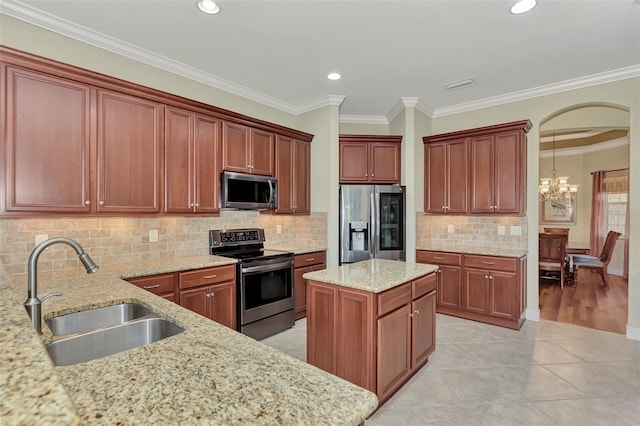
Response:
[241,260,293,274]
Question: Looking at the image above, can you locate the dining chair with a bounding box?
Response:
[571,230,621,288]
[539,232,568,289]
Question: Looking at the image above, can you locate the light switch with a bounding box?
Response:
[149,229,159,243]
[447,224,455,234]
[276,225,282,234]
[498,226,505,235]
[510,226,522,236]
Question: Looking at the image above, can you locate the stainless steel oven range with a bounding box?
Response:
[209,228,294,340]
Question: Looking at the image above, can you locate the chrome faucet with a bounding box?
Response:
[24,237,99,334]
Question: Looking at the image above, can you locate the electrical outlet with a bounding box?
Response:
[510,226,522,236]
[149,229,159,243]
[447,224,454,234]
[276,225,282,234]
[35,234,48,245]
[498,226,505,235]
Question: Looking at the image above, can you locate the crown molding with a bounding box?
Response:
[339,115,389,125]
[432,65,640,118]
[539,136,629,158]
[297,95,346,115]
[0,0,302,115]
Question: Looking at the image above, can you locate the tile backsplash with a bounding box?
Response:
[0,212,327,275]
[416,214,528,251]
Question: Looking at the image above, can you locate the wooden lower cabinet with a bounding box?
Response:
[126,272,176,302]
[417,249,525,330]
[293,251,326,319]
[178,265,236,330]
[307,272,436,405]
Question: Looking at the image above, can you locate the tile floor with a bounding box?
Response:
[261,314,640,425]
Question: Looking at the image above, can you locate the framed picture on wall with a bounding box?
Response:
[540,198,577,224]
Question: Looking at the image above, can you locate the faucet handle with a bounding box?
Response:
[40,292,62,302]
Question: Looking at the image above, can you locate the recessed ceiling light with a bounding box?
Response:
[197,0,220,15]
[444,78,476,91]
[510,0,537,14]
[327,72,341,81]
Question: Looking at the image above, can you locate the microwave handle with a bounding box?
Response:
[269,179,275,205]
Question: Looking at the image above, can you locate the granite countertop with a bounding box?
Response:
[416,244,528,258]
[1,255,377,425]
[303,259,439,293]
[265,245,327,255]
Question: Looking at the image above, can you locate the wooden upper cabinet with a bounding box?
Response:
[165,107,220,214]
[424,138,468,214]
[221,121,275,176]
[274,135,311,214]
[424,120,530,216]
[339,135,402,184]
[2,65,92,213]
[274,135,294,213]
[293,139,311,213]
[96,89,162,213]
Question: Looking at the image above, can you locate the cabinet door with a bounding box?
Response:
[164,107,193,213]
[493,132,523,214]
[463,268,490,314]
[250,128,275,176]
[424,142,447,213]
[411,290,436,368]
[437,265,461,309]
[489,270,517,320]
[275,135,294,213]
[96,90,161,213]
[377,303,412,401]
[293,139,311,213]
[447,139,469,213]
[209,281,236,329]
[293,266,307,319]
[193,114,220,213]
[221,121,250,173]
[339,143,369,182]
[180,286,209,318]
[370,143,400,183]
[469,136,495,214]
[3,66,91,212]
[307,281,338,373]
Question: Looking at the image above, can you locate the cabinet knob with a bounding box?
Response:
[414,309,420,315]
[489,275,493,280]
[99,201,104,206]
[206,293,211,298]
[365,173,368,177]
[485,275,489,279]
[195,203,199,207]
[371,173,374,177]
[409,312,414,318]
[210,292,215,297]
[85,200,91,206]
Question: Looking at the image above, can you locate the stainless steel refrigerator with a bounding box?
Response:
[339,184,406,265]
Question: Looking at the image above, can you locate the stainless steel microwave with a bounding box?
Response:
[220,171,278,210]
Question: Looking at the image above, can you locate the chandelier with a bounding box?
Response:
[538,133,579,203]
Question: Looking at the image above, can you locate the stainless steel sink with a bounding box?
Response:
[46,303,155,336]
[46,317,184,366]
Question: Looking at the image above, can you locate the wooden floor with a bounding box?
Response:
[539,269,628,334]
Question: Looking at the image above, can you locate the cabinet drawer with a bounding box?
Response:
[294,251,326,268]
[127,274,175,295]
[464,255,517,272]
[412,273,437,299]
[416,251,461,266]
[377,283,411,317]
[179,265,236,290]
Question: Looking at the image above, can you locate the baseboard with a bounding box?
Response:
[627,324,640,341]
[525,309,540,321]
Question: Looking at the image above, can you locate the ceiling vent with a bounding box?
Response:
[443,78,476,91]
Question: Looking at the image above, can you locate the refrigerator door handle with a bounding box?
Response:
[370,189,377,258]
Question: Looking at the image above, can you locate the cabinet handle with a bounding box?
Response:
[99,201,104,206]
[143,284,160,289]
[433,256,444,260]
[414,309,420,315]
[85,200,91,205]
[202,274,217,279]
[482,261,494,265]
[306,258,315,262]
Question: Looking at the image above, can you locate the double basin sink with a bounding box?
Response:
[45,303,184,366]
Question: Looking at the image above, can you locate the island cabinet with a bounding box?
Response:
[178,265,237,330]
[422,120,531,216]
[273,135,311,214]
[293,251,326,319]
[417,250,526,330]
[164,107,221,214]
[423,138,468,214]
[339,135,402,184]
[221,121,275,176]
[126,273,177,303]
[307,270,436,405]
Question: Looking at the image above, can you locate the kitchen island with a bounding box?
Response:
[303,259,439,405]
[1,255,377,425]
